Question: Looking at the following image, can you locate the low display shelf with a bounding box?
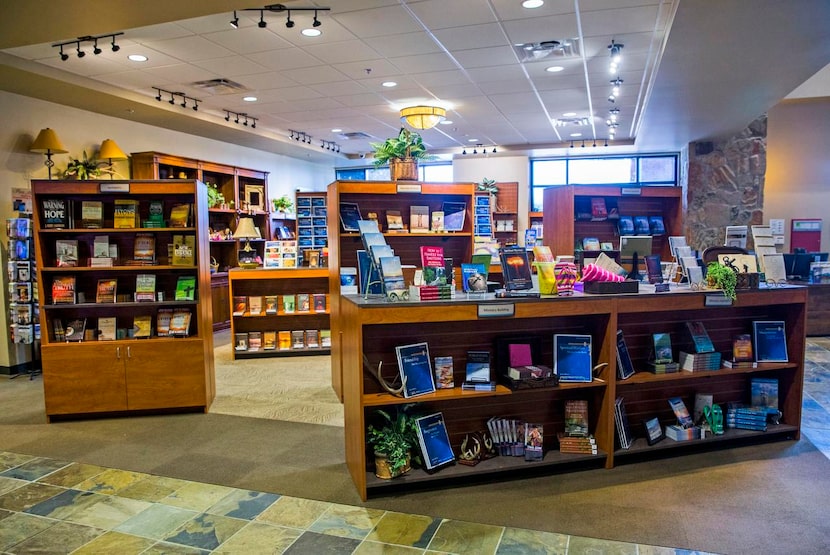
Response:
[228,267,331,359]
[340,287,806,500]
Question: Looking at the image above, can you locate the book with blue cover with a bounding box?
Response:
[753,320,788,362]
[634,215,651,235]
[615,330,636,380]
[750,377,779,412]
[395,342,436,398]
[668,396,694,429]
[553,334,593,383]
[415,412,455,470]
[380,255,407,300]
[356,250,383,295]
[339,202,362,231]
[686,321,715,353]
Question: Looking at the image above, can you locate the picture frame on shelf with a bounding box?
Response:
[244,184,266,212]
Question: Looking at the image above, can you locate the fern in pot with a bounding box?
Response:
[366,406,420,479]
[370,128,432,181]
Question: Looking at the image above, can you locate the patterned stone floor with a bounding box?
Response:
[1,337,828,554]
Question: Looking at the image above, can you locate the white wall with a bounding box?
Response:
[0,90,334,368]
[453,155,530,232]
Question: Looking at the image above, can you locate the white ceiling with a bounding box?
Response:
[1,0,828,164]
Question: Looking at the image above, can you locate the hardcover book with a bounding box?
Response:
[616,215,634,236]
[169,309,191,336]
[554,334,593,383]
[499,245,533,291]
[42,199,69,229]
[156,308,173,336]
[750,377,779,411]
[415,412,455,471]
[668,396,694,428]
[524,423,544,460]
[420,245,447,285]
[615,330,636,380]
[634,215,651,235]
[564,400,590,437]
[81,201,104,228]
[433,356,454,389]
[56,239,78,267]
[385,210,404,231]
[133,233,156,262]
[174,276,196,301]
[114,199,140,228]
[97,316,116,341]
[135,274,156,302]
[753,321,788,362]
[649,215,666,235]
[96,278,117,304]
[410,205,430,233]
[51,275,76,304]
[339,202,362,232]
[395,342,436,398]
[732,333,754,362]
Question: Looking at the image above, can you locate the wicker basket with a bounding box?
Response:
[390,158,418,181]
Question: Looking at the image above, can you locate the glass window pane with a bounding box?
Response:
[531,160,567,185]
[639,157,676,182]
[335,168,365,181]
[531,187,549,213]
[422,164,453,182]
[366,167,390,181]
[568,158,635,184]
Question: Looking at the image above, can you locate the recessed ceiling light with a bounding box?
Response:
[243,96,257,102]
[382,81,397,88]
[439,120,453,125]
[331,128,342,133]
[128,54,147,62]
[301,28,321,37]
[570,132,582,137]
[563,112,577,117]
[468,138,478,142]
[522,0,544,8]
[545,65,564,73]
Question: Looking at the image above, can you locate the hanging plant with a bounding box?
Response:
[706,262,737,300]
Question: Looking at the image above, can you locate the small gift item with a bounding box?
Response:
[554,261,578,295]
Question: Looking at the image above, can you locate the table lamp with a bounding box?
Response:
[30,128,68,179]
[235,217,260,269]
[98,139,128,179]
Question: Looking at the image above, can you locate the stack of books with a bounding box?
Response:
[558,433,598,454]
[725,404,768,431]
[678,351,722,371]
[647,361,680,374]
[411,284,453,301]
[665,424,703,441]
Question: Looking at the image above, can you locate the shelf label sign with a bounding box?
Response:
[704,295,733,307]
[621,187,642,196]
[396,184,422,194]
[478,303,515,318]
[99,183,130,193]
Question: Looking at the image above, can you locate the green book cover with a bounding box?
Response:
[175,276,196,301]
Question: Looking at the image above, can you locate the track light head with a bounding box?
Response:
[59,46,69,61]
[225,112,230,122]
[192,101,199,111]
[258,10,267,28]
[111,37,120,52]
[155,89,162,101]
[169,93,175,105]
[492,147,497,153]
[462,149,467,155]
[93,39,102,55]
[181,97,187,108]
[313,10,321,27]
[286,10,294,28]
[230,11,239,28]
[76,43,85,58]
[251,120,256,129]
[235,115,239,124]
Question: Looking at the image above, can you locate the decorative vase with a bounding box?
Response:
[554,261,578,296]
[390,158,418,181]
[373,451,411,479]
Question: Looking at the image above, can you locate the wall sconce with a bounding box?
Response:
[400,105,446,129]
[29,128,68,180]
[237,4,331,35]
[98,139,128,180]
[52,32,124,61]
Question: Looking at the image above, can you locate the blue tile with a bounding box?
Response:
[25,489,101,519]
[206,489,280,520]
[284,531,361,554]
[0,457,69,481]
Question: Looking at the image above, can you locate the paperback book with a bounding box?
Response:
[614,397,634,449]
[174,276,196,301]
[297,293,311,312]
[564,400,590,437]
[524,423,544,461]
[247,295,263,316]
[554,334,592,383]
[668,396,694,428]
[156,308,174,337]
[750,377,779,412]
[56,239,78,267]
[752,321,788,362]
[499,245,533,291]
[395,342,436,398]
[465,350,491,385]
[51,275,76,304]
[97,316,116,341]
[433,356,454,389]
[420,245,447,285]
[135,274,156,302]
[414,412,455,471]
[686,321,715,353]
[96,278,117,304]
[81,201,104,228]
[410,206,430,233]
[615,330,636,380]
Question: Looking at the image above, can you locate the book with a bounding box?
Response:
[51,275,76,304]
[156,308,173,336]
[751,377,779,412]
[442,202,466,232]
[420,245,447,285]
[652,332,673,364]
[499,245,533,291]
[614,397,633,449]
[64,318,86,342]
[647,361,680,374]
[414,412,455,470]
[433,356,454,389]
[395,342,436,398]
[385,210,404,231]
[282,294,296,314]
[291,330,305,349]
[753,321,788,362]
[97,316,116,341]
[305,329,320,348]
[96,278,117,303]
[52,319,65,342]
[169,310,191,336]
[686,321,715,353]
[340,267,358,295]
[648,215,666,235]
[313,293,327,313]
[380,256,406,300]
[133,315,152,338]
[668,396,694,428]
[524,423,544,461]
[133,233,156,262]
[590,197,607,221]
[465,350,491,384]
[247,295,263,316]
[172,235,195,266]
[532,245,555,263]
[634,215,651,235]
[339,202,361,232]
[722,359,758,368]
[564,400,590,437]
[278,331,291,351]
[582,237,601,251]
[320,329,332,348]
[135,274,156,302]
[431,211,444,232]
[263,331,277,350]
[615,330,636,380]
[235,333,249,351]
[461,263,487,293]
[81,200,104,228]
[113,199,140,228]
[169,203,191,227]
[296,293,310,312]
[42,199,69,229]
[92,236,110,258]
[147,200,165,226]
[12,282,32,303]
[264,296,278,314]
[174,276,196,301]
[410,206,430,233]
[665,424,701,441]
[248,331,262,351]
[232,296,247,316]
[56,239,78,267]
[678,351,722,371]
[554,334,592,383]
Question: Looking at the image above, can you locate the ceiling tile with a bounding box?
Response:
[143,35,235,62]
[93,70,160,90]
[477,79,535,95]
[332,5,424,38]
[246,48,323,71]
[338,59,403,80]
[451,46,517,69]
[231,71,300,91]
[192,55,271,78]
[491,0,577,22]
[389,52,458,74]
[432,23,509,51]
[502,13,580,45]
[488,91,547,114]
[308,80,369,97]
[281,65,351,85]
[465,64,527,83]
[335,93,390,108]
[303,40,383,65]
[363,31,442,57]
[143,63,220,85]
[202,28,295,55]
[579,5,663,37]
[256,86,324,102]
[407,0,498,29]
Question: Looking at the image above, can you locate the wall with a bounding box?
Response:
[0,90,334,370]
[453,155,530,233]
[766,97,830,252]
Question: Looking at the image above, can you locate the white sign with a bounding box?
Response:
[478,304,515,318]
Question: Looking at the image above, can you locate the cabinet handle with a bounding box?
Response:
[116,346,121,360]
[127,346,132,359]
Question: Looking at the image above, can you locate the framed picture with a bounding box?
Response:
[643,416,664,445]
[244,184,265,212]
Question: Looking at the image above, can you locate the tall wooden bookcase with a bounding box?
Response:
[340,287,806,500]
[31,179,215,420]
[326,180,477,400]
[131,152,270,331]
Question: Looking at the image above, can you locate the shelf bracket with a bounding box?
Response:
[363,354,406,396]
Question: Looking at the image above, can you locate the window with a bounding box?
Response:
[529,154,678,211]
[336,162,453,183]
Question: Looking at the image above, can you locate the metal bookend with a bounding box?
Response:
[363,354,406,396]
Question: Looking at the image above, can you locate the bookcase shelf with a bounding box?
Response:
[339,287,807,500]
[31,179,215,421]
[228,267,330,358]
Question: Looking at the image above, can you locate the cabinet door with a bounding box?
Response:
[211,274,230,331]
[41,343,127,416]
[125,340,207,410]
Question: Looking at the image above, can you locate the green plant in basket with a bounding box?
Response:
[366,406,420,478]
[706,261,737,300]
[207,183,225,208]
[370,128,432,167]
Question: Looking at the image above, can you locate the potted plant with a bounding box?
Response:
[706,261,737,300]
[477,178,499,212]
[207,183,225,209]
[366,406,419,479]
[370,128,432,181]
[271,195,294,214]
[62,151,112,179]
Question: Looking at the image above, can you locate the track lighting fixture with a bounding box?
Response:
[238,5,331,34]
[192,100,199,111]
[460,144,497,156]
[225,110,258,129]
[610,77,623,99]
[462,149,467,155]
[608,40,623,73]
[154,88,201,113]
[225,112,231,122]
[180,97,187,108]
[53,33,124,61]
[155,89,162,101]
[168,93,176,105]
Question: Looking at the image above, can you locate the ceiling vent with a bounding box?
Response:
[513,38,581,63]
[338,131,373,140]
[190,78,248,95]
[554,117,591,127]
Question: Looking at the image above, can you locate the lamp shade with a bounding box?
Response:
[400,105,446,130]
[98,139,127,160]
[234,217,259,240]
[30,128,68,154]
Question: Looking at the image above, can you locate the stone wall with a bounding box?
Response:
[686,115,767,251]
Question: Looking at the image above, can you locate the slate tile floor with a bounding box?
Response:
[1,338,828,555]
